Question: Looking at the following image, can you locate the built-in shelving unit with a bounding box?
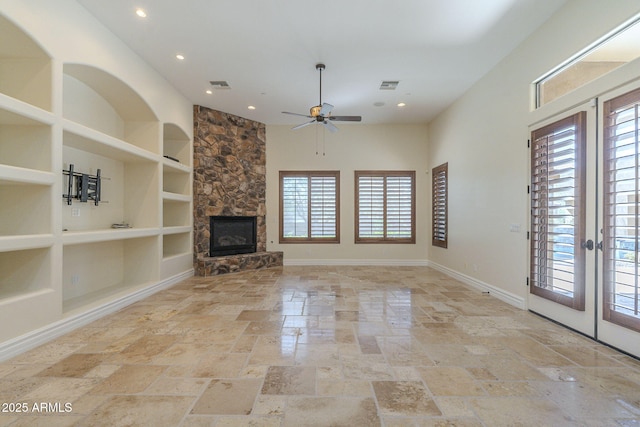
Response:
[0,15,58,343]
[0,13,193,349]
[161,123,192,279]
[59,63,165,313]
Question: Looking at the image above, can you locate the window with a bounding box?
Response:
[355,171,415,243]
[603,88,640,332]
[534,16,640,108]
[432,163,448,248]
[279,171,339,243]
[530,112,587,311]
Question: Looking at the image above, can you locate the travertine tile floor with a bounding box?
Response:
[1,266,640,426]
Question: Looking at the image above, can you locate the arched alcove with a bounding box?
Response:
[63,63,159,153]
[0,15,52,110]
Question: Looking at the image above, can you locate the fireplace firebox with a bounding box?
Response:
[209,216,257,256]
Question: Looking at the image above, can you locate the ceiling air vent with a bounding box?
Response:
[209,80,231,89]
[379,80,399,90]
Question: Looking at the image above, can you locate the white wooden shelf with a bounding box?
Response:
[63,120,159,164]
[163,225,192,235]
[162,191,191,203]
[0,165,54,186]
[0,94,55,125]
[162,157,191,173]
[0,235,54,252]
[62,227,160,245]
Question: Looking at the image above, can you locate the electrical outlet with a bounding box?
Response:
[71,208,80,217]
[71,274,79,286]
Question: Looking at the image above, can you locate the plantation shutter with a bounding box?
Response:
[310,175,337,238]
[530,112,586,310]
[281,176,309,238]
[386,176,413,239]
[432,163,448,248]
[603,88,640,332]
[280,171,340,243]
[356,171,415,243]
[357,176,385,239]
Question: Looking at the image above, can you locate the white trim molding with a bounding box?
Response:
[427,261,525,309]
[0,269,194,362]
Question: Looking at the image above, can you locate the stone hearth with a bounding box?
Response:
[195,251,283,276]
[193,105,282,275]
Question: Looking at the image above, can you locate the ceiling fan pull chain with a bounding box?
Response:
[323,127,326,156]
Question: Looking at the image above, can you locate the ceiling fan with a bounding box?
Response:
[282,63,362,133]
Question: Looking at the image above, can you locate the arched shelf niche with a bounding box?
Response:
[0,15,52,111]
[63,63,160,154]
[163,123,190,165]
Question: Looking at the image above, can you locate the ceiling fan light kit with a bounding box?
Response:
[282,63,361,133]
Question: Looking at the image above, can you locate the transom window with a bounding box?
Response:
[355,171,415,244]
[534,15,640,108]
[279,171,339,243]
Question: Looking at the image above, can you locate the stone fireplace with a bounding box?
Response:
[193,106,282,275]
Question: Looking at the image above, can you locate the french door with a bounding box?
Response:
[529,82,640,358]
[529,103,597,338]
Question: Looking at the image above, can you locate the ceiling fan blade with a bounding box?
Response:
[282,111,313,118]
[320,103,334,116]
[322,120,338,133]
[291,120,315,130]
[328,115,362,122]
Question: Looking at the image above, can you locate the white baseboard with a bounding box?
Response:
[0,269,194,362]
[284,259,429,266]
[426,261,525,309]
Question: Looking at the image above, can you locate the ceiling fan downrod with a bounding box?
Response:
[316,63,325,109]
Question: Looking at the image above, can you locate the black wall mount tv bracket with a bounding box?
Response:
[63,164,107,206]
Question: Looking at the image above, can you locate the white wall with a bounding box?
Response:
[266,123,429,264]
[427,0,640,303]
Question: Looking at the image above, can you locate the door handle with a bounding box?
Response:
[581,239,594,250]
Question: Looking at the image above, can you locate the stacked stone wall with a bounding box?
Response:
[193,106,279,274]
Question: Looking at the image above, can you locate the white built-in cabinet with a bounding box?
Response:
[0,15,193,345]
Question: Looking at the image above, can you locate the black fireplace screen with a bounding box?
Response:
[209,216,257,256]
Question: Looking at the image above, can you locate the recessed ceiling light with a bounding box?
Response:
[397,102,406,107]
[248,106,256,110]
[135,8,147,18]
[176,54,185,60]
[205,90,212,95]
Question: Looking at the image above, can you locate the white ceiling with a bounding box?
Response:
[76,0,567,126]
